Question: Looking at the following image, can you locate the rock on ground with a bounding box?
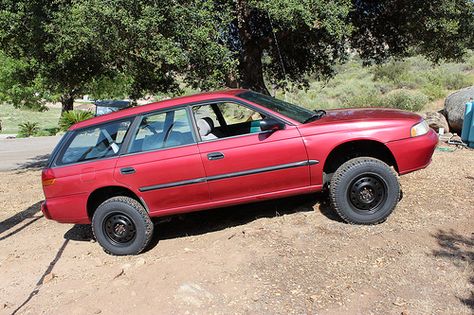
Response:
[444,86,474,132]
[422,111,449,133]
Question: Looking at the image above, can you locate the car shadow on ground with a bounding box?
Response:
[14,154,51,172]
[431,229,474,311]
[0,201,43,241]
[63,193,343,250]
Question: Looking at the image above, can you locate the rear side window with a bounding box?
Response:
[58,119,131,165]
[129,108,194,153]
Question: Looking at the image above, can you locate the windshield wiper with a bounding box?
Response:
[303,110,326,123]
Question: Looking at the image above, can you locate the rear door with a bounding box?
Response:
[115,107,209,214]
[193,101,311,202]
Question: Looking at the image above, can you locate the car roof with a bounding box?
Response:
[70,89,247,130]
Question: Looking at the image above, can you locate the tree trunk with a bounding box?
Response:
[60,93,74,114]
[238,42,270,95]
[236,0,270,95]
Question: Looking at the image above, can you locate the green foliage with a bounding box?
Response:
[380,90,429,112]
[34,127,59,137]
[0,0,473,105]
[59,110,94,131]
[0,52,51,111]
[371,55,473,102]
[86,74,134,100]
[0,0,235,108]
[275,54,474,112]
[350,1,474,63]
[421,83,447,102]
[17,122,40,137]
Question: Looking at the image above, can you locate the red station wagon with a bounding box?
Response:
[41,90,438,255]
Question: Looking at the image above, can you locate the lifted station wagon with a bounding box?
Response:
[41,90,438,255]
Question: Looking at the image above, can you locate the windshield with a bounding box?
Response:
[237,91,316,123]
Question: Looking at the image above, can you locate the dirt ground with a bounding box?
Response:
[0,147,473,315]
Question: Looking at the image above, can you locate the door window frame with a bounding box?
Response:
[188,99,290,143]
[121,106,199,157]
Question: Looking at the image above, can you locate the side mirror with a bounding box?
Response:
[260,118,285,132]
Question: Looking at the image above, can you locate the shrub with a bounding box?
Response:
[442,72,472,90]
[421,83,447,101]
[342,92,382,108]
[372,61,411,85]
[17,122,40,137]
[35,127,59,137]
[382,90,429,112]
[59,110,94,131]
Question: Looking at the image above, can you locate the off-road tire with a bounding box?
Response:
[329,157,400,225]
[92,196,153,255]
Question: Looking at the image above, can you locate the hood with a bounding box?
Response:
[315,108,422,124]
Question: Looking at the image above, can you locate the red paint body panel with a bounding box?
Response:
[114,144,209,213]
[197,126,309,201]
[41,90,438,224]
[386,129,438,174]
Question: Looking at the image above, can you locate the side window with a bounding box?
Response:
[193,102,265,141]
[129,108,194,153]
[58,119,131,165]
[218,102,263,125]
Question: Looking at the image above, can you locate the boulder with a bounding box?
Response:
[421,111,449,133]
[444,86,474,133]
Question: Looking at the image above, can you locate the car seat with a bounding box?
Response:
[197,117,218,140]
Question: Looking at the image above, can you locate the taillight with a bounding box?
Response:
[42,169,56,186]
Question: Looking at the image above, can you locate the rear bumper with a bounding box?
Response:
[41,194,90,224]
[387,129,438,175]
[41,201,52,220]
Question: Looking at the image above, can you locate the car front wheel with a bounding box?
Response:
[329,157,400,225]
[92,196,153,255]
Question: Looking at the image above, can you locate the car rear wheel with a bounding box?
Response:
[92,196,153,255]
[329,157,400,224]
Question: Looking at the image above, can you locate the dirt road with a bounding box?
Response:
[0,147,473,315]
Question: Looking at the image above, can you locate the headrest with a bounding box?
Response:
[197,117,214,137]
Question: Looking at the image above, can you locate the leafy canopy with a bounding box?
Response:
[0,0,472,109]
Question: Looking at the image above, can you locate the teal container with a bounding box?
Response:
[461,102,473,146]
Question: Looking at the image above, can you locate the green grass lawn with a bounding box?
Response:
[0,103,61,134]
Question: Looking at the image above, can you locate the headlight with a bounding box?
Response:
[411,120,430,137]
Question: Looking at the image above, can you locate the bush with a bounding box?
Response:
[421,83,447,101]
[35,127,59,137]
[17,122,40,137]
[372,61,410,85]
[342,92,382,108]
[59,110,94,131]
[442,72,472,90]
[382,90,429,112]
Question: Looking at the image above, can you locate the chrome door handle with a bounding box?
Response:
[207,152,225,160]
[120,167,136,175]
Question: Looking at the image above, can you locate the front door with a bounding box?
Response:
[192,101,311,202]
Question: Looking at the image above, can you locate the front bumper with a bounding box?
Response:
[387,129,438,175]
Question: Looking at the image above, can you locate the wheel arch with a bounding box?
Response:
[87,186,147,220]
[323,139,398,184]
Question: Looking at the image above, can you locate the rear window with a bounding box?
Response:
[57,119,131,166]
